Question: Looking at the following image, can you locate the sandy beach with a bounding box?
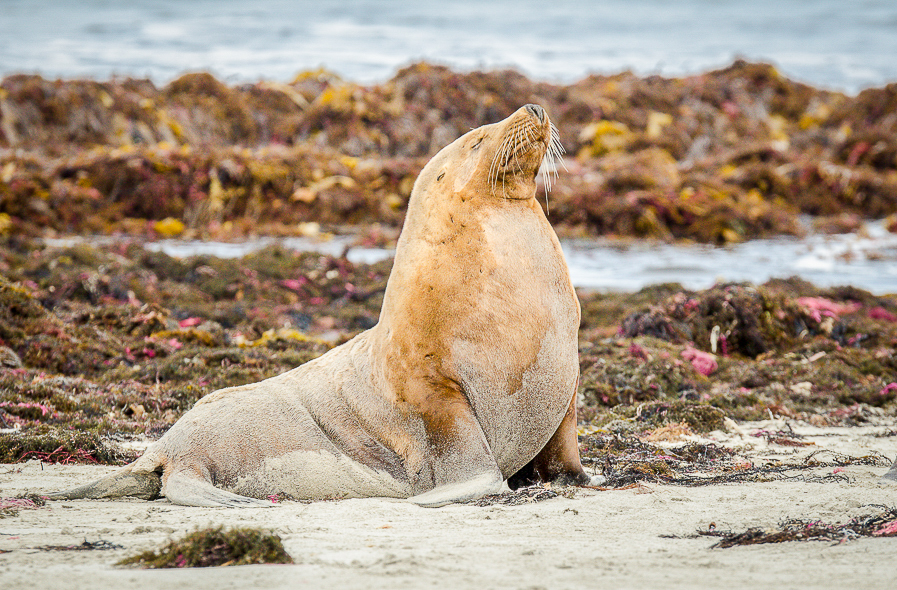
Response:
[2,421,895,590]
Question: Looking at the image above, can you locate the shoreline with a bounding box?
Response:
[3,57,890,98]
[26,217,897,296]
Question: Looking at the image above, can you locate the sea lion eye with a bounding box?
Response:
[437,172,445,181]
[471,138,483,150]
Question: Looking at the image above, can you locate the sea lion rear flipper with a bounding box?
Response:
[48,465,161,501]
[509,390,595,489]
[162,471,272,507]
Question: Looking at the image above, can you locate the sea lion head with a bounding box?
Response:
[411,104,564,205]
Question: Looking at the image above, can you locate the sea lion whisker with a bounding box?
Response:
[511,135,525,182]
[544,143,559,179]
[550,142,566,171]
[549,126,564,157]
[490,134,514,195]
[540,145,555,212]
[540,124,567,212]
[546,123,567,178]
[489,135,508,193]
[523,127,537,158]
[499,131,519,195]
[509,126,533,166]
[490,117,549,198]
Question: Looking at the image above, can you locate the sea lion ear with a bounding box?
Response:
[437,172,445,181]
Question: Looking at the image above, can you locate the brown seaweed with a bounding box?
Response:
[117,527,293,568]
[3,61,896,243]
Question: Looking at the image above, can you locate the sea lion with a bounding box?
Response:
[50,104,599,508]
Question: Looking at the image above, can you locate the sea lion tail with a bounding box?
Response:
[47,464,162,501]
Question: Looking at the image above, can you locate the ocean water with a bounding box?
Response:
[44,220,897,294]
[562,220,897,294]
[2,0,896,92]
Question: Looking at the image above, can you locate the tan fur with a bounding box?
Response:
[50,104,594,507]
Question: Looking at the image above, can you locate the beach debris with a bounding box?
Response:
[580,434,889,488]
[0,493,47,518]
[465,485,562,507]
[751,423,815,447]
[39,539,122,551]
[699,506,897,547]
[117,527,293,568]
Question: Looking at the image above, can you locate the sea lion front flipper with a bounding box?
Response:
[407,472,503,508]
[163,471,272,508]
[398,374,504,507]
[508,391,593,490]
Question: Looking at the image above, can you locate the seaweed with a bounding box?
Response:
[39,540,123,551]
[0,232,895,473]
[0,493,47,518]
[117,527,293,568]
[580,433,890,488]
[577,276,897,430]
[4,61,897,242]
[465,485,564,507]
[700,506,897,548]
[0,428,136,465]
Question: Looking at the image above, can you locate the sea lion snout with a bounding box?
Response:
[483,105,563,199]
[524,104,545,123]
